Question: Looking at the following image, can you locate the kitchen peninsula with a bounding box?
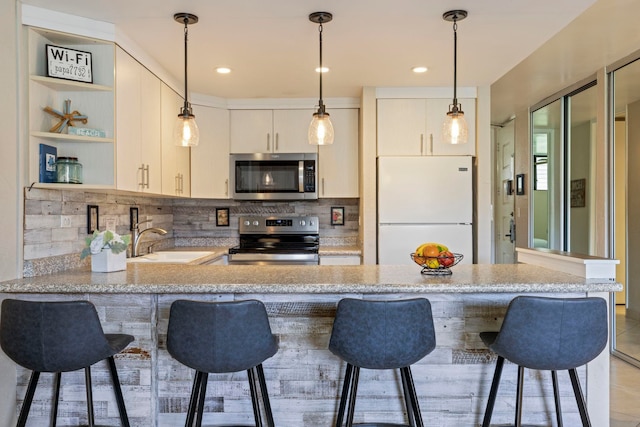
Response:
[0,264,621,427]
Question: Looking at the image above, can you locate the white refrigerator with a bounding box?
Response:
[377,156,474,265]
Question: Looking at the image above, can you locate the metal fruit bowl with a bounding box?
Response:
[410,252,464,275]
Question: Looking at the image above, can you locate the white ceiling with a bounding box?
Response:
[22,0,598,100]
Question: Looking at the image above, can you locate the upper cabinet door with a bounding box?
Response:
[229,110,274,153]
[318,109,359,198]
[377,97,476,156]
[139,66,162,193]
[272,109,317,153]
[160,83,190,197]
[115,48,141,192]
[377,99,427,156]
[426,98,476,156]
[191,105,230,199]
[230,109,317,154]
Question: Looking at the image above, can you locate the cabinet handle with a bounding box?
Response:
[275,133,279,151]
[144,164,150,189]
[175,174,179,195]
[420,134,424,155]
[430,134,434,155]
[138,164,145,188]
[225,179,229,197]
[179,173,184,194]
[322,178,325,196]
[267,133,271,151]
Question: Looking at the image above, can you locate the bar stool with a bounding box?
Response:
[166,299,278,427]
[480,296,608,427]
[329,298,436,427]
[0,299,133,427]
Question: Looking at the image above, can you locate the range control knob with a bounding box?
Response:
[244,220,250,226]
[300,220,306,226]
[253,221,259,226]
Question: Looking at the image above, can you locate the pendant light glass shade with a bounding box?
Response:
[443,10,468,145]
[174,13,199,147]
[443,105,468,145]
[175,105,200,147]
[309,108,334,145]
[309,12,334,145]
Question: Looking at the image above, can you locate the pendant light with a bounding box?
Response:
[308,12,334,145]
[173,13,200,147]
[442,10,468,145]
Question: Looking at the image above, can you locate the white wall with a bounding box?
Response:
[0,0,20,424]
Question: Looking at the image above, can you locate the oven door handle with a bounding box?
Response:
[298,160,304,192]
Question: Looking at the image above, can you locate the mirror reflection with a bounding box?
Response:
[613,58,640,362]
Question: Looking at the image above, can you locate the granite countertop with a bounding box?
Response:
[0,264,621,295]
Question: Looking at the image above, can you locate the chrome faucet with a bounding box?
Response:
[131,219,168,257]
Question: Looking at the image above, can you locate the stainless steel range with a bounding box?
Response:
[228,216,319,265]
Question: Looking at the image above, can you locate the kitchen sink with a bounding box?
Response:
[126,251,216,264]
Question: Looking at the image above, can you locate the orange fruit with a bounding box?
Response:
[424,245,440,257]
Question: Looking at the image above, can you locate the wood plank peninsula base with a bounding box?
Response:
[0,264,621,426]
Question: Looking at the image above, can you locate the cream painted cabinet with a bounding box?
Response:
[161,83,190,197]
[318,109,359,198]
[116,48,162,193]
[319,255,361,265]
[377,98,475,156]
[229,109,317,154]
[191,104,230,199]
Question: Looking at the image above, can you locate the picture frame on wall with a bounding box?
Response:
[331,207,345,226]
[216,208,230,227]
[571,178,586,207]
[87,205,99,234]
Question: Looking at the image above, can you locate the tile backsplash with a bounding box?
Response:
[23,188,358,276]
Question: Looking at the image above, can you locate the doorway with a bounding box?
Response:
[494,120,516,263]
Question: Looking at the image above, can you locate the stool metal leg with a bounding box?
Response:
[345,366,360,427]
[482,355,504,427]
[551,370,563,427]
[186,372,204,427]
[568,368,592,427]
[401,367,424,427]
[256,363,275,427]
[85,366,95,427]
[400,368,415,427]
[17,371,40,427]
[514,366,524,427]
[195,372,209,427]
[107,356,131,427]
[51,372,61,427]
[247,367,263,427]
[335,363,353,427]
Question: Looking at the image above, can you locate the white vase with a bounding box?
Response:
[91,249,126,272]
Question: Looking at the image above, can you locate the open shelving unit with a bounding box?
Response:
[27,27,115,189]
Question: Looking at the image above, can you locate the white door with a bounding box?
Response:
[377,99,427,156]
[318,108,359,197]
[272,109,317,153]
[191,105,230,199]
[495,120,516,264]
[229,110,273,153]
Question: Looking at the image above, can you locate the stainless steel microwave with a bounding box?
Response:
[230,153,318,200]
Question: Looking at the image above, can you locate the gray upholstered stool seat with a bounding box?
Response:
[166,299,278,427]
[329,298,436,427]
[0,299,133,427]
[480,296,608,427]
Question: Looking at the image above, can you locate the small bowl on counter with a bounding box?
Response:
[410,252,464,276]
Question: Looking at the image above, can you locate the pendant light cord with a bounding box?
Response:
[183,17,190,113]
[452,20,458,107]
[318,21,324,111]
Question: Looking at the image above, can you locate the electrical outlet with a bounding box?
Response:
[60,216,72,227]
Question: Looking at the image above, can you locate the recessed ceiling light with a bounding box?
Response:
[216,67,231,74]
[412,66,428,73]
[315,67,330,73]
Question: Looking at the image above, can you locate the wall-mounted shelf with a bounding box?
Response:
[30,75,112,92]
[31,131,114,143]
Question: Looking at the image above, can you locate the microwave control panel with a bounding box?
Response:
[304,160,316,193]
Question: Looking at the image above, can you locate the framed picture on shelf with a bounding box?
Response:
[331,207,345,226]
[87,205,99,234]
[216,208,230,227]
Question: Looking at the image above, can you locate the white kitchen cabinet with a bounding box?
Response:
[27,28,115,189]
[191,104,230,199]
[229,109,317,154]
[161,83,190,197]
[319,255,361,265]
[318,109,359,198]
[377,98,475,156]
[115,48,161,193]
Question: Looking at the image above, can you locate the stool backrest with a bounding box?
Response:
[491,296,608,370]
[167,299,278,373]
[329,298,436,369]
[0,299,116,372]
